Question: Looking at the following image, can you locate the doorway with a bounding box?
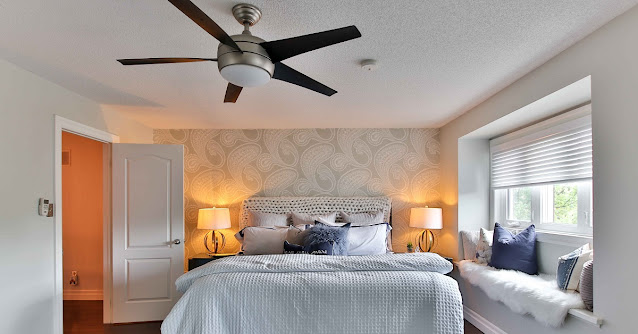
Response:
[54,116,120,334]
[53,116,184,334]
[61,131,109,333]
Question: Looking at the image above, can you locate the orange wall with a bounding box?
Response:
[62,132,104,300]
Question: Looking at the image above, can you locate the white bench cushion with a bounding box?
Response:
[458,260,584,327]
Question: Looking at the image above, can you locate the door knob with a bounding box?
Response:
[172,239,181,245]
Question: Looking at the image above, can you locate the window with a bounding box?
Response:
[491,105,593,235]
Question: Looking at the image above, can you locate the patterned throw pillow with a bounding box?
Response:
[475,228,493,265]
[557,244,593,290]
[304,241,335,255]
[283,241,305,254]
[579,260,594,311]
[460,230,479,260]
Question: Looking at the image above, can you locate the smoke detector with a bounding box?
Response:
[360,59,378,71]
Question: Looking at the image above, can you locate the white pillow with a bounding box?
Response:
[460,230,480,260]
[248,211,290,227]
[285,225,307,245]
[291,212,337,226]
[241,227,289,255]
[340,211,384,225]
[475,228,493,264]
[347,223,389,256]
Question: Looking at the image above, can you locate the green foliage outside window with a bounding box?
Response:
[511,187,532,221]
[553,184,578,224]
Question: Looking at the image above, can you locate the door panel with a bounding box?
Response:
[126,258,171,301]
[112,144,183,323]
[125,155,172,249]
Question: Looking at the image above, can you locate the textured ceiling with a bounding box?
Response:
[0,1,636,129]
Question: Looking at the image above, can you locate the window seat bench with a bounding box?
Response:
[457,260,585,328]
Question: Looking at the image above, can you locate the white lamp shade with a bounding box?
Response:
[197,208,231,230]
[409,207,442,229]
[220,64,271,87]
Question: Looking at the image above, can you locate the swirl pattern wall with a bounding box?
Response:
[154,128,440,260]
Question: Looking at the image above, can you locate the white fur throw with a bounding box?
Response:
[458,260,584,327]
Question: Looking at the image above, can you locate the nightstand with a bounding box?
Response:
[188,253,236,271]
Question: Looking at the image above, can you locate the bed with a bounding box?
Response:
[161,197,464,334]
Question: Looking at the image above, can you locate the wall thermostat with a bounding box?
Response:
[39,198,53,217]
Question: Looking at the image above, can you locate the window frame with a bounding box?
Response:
[490,105,593,237]
[493,181,592,236]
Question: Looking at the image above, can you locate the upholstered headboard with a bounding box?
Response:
[239,196,392,229]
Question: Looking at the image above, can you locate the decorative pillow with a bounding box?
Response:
[489,223,538,275]
[283,240,335,255]
[475,228,493,265]
[347,223,389,256]
[285,225,308,245]
[303,222,351,255]
[247,210,290,227]
[460,230,480,261]
[291,212,337,226]
[579,260,594,311]
[304,241,334,255]
[340,211,384,225]
[241,227,289,255]
[341,211,392,252]
[557,244,593,290]
[236,225,307,245]
[283,241,306,254]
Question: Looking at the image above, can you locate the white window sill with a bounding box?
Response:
[568,308,603,327]
[509,228,592,247]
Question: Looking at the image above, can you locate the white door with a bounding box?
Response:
[111,144,184,323]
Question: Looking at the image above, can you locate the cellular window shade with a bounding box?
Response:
[491,116,592,188]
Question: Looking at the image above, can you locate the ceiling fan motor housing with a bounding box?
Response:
[217,34,274,87]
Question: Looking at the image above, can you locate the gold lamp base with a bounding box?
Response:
[417,229,435,252]
[204,230,226,255]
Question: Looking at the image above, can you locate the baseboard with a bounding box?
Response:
[63,289,103,300]
[464,306,507,334]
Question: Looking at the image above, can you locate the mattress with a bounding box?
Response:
[161,253,463,334]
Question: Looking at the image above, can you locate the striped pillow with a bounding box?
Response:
[557,244,593,290]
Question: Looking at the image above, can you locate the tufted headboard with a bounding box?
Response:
[239,196,392,229]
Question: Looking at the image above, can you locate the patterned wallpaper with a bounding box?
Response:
[153,128,440,259]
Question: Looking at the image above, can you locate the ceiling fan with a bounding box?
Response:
[117,0,362,103]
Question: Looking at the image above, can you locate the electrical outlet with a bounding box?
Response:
[69,271,78,286]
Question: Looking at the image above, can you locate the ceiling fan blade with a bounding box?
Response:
[272,63,337,96]
[224,83,243,103]
[167,0,242,51]
[117,58,217,65]
[261,26,361,63]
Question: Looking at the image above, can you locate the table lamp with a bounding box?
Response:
[409,207,442,252]
[198,208,231,254]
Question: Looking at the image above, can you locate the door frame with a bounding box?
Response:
[53,115,120,334]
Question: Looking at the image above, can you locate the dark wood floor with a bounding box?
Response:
[64,300,482,333]
[64,301,161,334]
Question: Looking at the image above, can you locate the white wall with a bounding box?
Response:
[440,4,638,333]
[457,139,490,257]
[0,58,152,334]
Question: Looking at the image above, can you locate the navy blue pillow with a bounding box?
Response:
[489,223,538,275]
[304,241,334,255]
[303,222,351,255]
[283,241,305,254]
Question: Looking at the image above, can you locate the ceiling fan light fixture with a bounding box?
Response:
[220,64,271,87]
